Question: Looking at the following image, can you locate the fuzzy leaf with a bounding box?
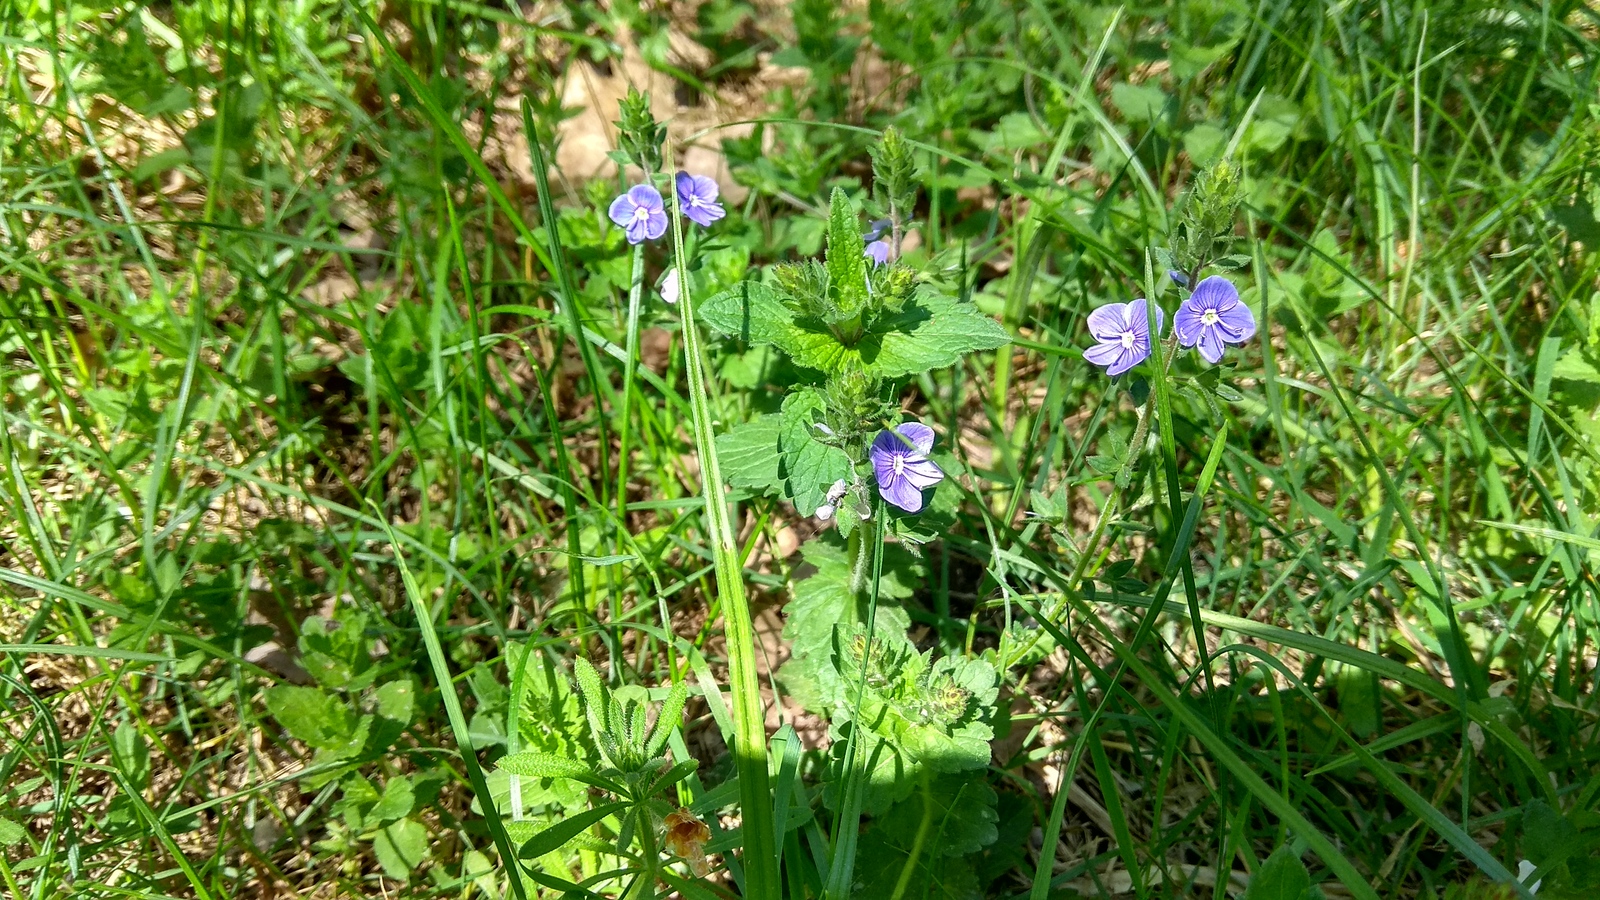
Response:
[715,414,785,495]
[264,685,362,754]
[778,391,854,516]
[646,682,689,758]
[854,828,983,900]
[777,537,916,712]
[700,284,1007,378]
[865,289,1011,378]
[700,282,797,347]
[497,750,596,780]
[825,187,869,321]
[518,801,629,860]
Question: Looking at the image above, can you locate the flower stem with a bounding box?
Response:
[665,162,779,899]
[615,242,646,546]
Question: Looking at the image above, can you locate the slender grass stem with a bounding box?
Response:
[665,157,779,899]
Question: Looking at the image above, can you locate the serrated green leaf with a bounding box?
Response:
[714,414,785,495]
[375,677,416,724]
[777,538,916,712]
[1244,845,1315,900]
[370,776,415,826]
[700,281,798,347]
[864,289,1010,378]
[646,682,689,758]
[702,283,1007,378]
[264,685,361,753]
[373,817,429,881]
[497,750,595,780]
[854,827,983,900]
[572,658,608,738]
[825,187,869,321]
[779,391,854,516]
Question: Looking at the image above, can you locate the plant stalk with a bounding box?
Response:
[665,170,779,899]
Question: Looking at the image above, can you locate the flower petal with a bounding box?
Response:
[644,209,669,240]
[900,456,944,490]
[1173,301,1204,347]
[1105,346,1144,377]
[1196,326,1225,364]
[870,429,905,468]
[660,268,681,304]
[1126,298,1161,339]
[1215,300,1256,343]
[608,194,636,229]
[1189,275,1238,312]
[880,475,925,513]
[1086,302,1131,342]
[891,421,936,455]
[1083,340,1124,368]
[628,184,665,212]
[864,240,891,265]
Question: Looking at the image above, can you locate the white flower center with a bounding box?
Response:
[892,455,906,477]
[631,206,650,223]
[1119,331,1135,349]
[1201,309,1219,326]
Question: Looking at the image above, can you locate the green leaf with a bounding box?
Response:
[264,685,362,754]
[0,818,26,848]
[372,817,430,881]
[1244,845,1314,900]
[779,391,854,516]
[777,538,916,712]
[700,281,800,348]
[646,681,689,758]
[854,828,983,900]
[374,678,416,724]
[826,188,869,321]
[877,775,999,857]
[370,777,416,825]
[823,629,999,813]
[701,284,1008,378]
[715,414,785,495]
[111,721,151,791]
[497,750,595,780]
[518,801,629,859]
[863,289,1010,378]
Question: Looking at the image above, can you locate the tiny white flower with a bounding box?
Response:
[813,422,835,437]
[815,504,835,521]
[825,479,848,503]
[1517,860,1542,894]
[660,268,681,304]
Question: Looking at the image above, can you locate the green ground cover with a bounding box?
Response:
[2,1,1599,898]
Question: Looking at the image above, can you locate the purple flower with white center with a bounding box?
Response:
[870,421,944,514]
[1084,298,1162,377]
[674,172,725,227]
[609,184,668,244]
[864,239,891,265]
[1174,275,1256,364]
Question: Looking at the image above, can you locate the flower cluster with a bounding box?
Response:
[607,171,726,245]
[1082,275,1255,376]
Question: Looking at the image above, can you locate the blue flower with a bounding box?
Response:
[864,240,891,265]
[674,172,725,227]
[1084,298,1162,377]
[609,184,668,244]
[1174,276,1255,363]
[870,421,944,514]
